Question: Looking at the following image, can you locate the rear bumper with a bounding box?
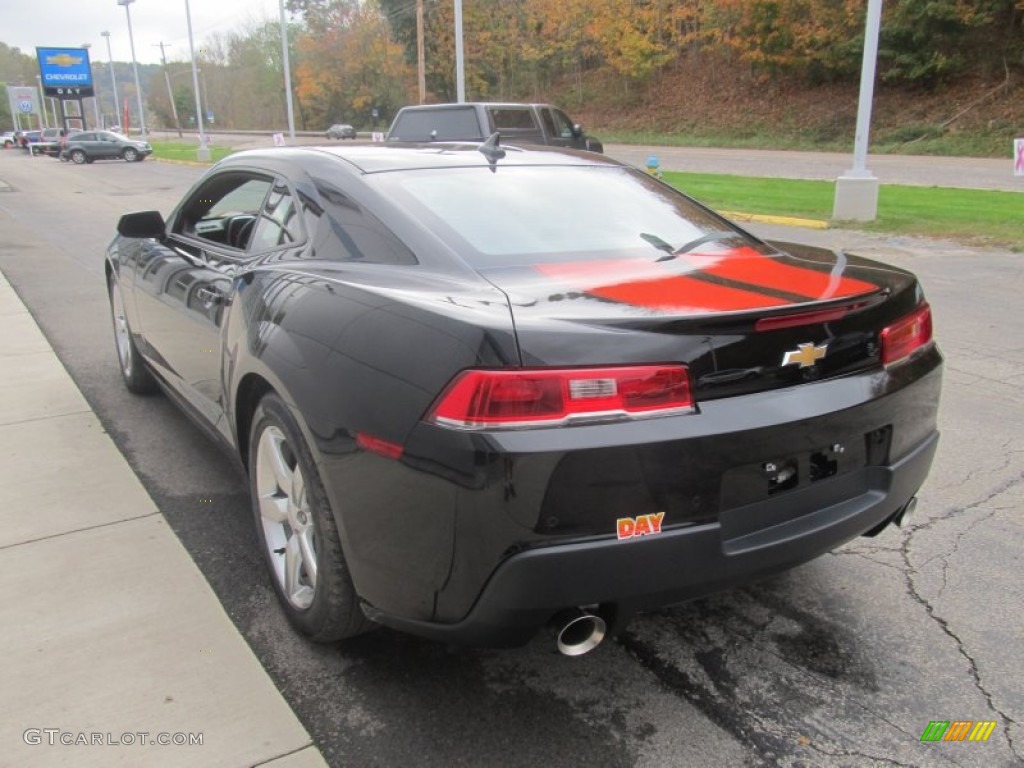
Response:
[363,429,938,647]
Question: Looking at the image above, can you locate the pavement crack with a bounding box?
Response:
[826,550,903,572]
[900,470,1024,762]
[800,739,909,767]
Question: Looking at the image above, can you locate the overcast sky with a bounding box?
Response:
[5,0,287,66]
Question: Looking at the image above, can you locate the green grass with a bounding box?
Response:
[662,171,1024,250]
[149,141,234,163]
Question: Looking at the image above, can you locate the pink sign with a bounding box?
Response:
[1016,138,1024,177]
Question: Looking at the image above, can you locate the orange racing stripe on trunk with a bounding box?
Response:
[695,246,878,300]
[535,261,791,312]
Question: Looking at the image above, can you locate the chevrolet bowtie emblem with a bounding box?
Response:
[782,342,828,368]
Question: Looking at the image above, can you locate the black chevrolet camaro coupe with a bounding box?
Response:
[106,142,941,655]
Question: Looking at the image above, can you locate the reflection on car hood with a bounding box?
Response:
[479,244,906,321]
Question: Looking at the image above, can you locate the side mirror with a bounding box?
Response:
[117,210,166,239]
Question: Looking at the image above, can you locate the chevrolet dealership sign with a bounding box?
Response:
[36,47,94,98]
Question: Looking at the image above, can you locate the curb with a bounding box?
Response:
[720,210,830,230]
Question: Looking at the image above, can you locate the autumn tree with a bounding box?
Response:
[292,0,414,126]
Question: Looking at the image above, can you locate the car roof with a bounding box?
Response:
[397,102,556,111]
[220,143,620,176]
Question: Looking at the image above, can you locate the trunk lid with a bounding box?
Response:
[480,241,921,400]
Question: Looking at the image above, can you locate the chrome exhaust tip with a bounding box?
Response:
[555,609,607,656]
[896,496,918,527]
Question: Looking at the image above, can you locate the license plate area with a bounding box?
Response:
[721,437,867,511]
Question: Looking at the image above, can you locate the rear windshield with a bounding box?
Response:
[388,107,482,142]
[370,165,768,267]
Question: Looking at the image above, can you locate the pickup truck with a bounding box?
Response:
[386,102,603,153]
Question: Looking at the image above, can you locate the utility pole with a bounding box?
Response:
[416,0,425,103]
[155,42,183,137]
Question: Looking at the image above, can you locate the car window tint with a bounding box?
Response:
[77,133,96,141]
[209,179,273,218]
[375,166,754,266]
[390,107,480,141]
[249,181,301,251]
[175,173,273,249]
[307,179,417,265]
[488,108,536,130]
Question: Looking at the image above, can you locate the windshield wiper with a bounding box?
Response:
[640,232,675,255]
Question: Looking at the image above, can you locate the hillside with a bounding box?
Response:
[566,56,1022,158]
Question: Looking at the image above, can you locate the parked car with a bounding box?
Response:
[16,130,42,149]
[2,130,17,148]
[61,130,152,164]
[387,102,603,152]
[326,123,357,140]
[106,143,941,654]
[35,127,83,157]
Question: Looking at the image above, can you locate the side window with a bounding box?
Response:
[249,180,301,252]
[488,108,536,130]
[173,173,273,250]
[309,179,417,265]
[551,110,575,139]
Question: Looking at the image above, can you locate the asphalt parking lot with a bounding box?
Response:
[0,149,1021,767]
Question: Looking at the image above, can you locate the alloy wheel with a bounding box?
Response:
[110,280,133,377]
[256,426,317,610]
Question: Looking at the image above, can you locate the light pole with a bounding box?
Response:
[834,0,883,221]
[454,0,465,102]
[184,0,210,160]
[81,43,102,129]
[278,0,296,140]
[117,0,147,136]
[101,31,120,130]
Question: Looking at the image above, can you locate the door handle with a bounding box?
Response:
[196,286,225,306]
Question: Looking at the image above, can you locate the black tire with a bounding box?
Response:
[108,276,158,394]
[249,393,372,642]
[70,149,87,165]
[123,147,138,162]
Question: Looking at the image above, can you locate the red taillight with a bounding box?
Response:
[427,365,693,429]
[881,303,933,366]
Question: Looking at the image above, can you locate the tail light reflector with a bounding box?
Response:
[427,365,693,429]
[881,303,933,366]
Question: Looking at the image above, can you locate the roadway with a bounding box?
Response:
[148,129,1024,191]
[0,150,1021,767]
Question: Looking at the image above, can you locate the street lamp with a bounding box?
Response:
[117,0,147,136]
[101,31,120,130]
[184,0,210,160]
